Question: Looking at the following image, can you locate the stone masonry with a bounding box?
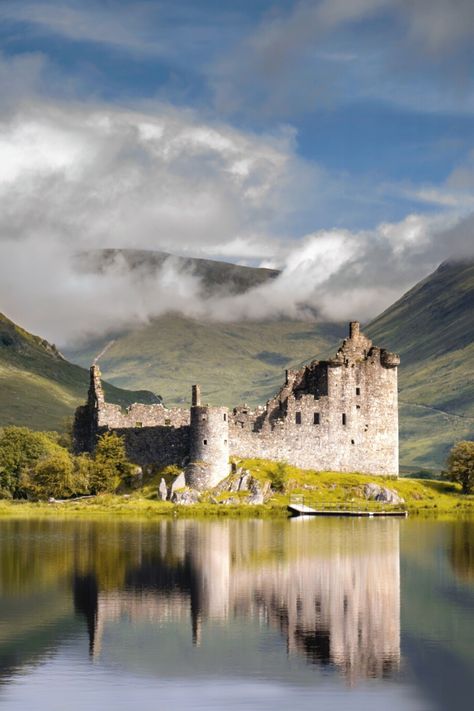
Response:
[73,322,400,488]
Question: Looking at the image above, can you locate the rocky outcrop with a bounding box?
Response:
[364,483,404,505]
[170,487,201,505]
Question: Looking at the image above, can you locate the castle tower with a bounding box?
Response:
[186,385,229,490]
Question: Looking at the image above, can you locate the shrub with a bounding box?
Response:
[90,432,134,494]
[268,461,288,493]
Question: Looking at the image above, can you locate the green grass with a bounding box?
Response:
[1,459,473,519]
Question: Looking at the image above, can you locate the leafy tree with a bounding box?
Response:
[0,427,59,498]
[446,441,474,494]
[90,432,133,494]
[29,451,75,500]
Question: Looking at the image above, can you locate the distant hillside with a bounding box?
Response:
[66,316,346,409]
[366,260,474,469]
[0,312,160,431]
[76,248,279,295]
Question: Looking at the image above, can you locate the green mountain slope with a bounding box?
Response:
[366,260,474,469]
[66,315,346,408]
[0,312,160,430]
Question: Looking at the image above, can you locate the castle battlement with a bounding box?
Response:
[73,322,400,487]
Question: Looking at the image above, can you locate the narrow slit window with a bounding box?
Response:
[342,413,347,426]
[313,412,320,425]
[351,439,355,445]
[203,439,207,445]
[295,412,302,425]
[356,387,361,396]
[223,413,227,421]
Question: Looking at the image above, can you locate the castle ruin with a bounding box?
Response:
[73,321,400,486]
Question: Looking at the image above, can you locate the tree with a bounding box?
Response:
[446,441,474,494]
[90,432,133,494]
[30,451,75,500]
[0,427,59,498]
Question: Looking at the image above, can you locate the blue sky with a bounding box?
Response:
[0,0,474,341]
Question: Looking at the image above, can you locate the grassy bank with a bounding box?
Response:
[0,459,473,519]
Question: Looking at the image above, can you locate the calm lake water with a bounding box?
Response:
[0,517,473,711]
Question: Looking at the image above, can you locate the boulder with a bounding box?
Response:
[364,483,404,505]
[171,487,200,505]
[246,476,272,504]
[170,472,186,495]
[158,477,168,501]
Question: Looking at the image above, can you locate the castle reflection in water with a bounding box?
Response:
[74,519,400,683]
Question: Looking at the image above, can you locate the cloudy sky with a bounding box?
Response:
[1,0,473,343]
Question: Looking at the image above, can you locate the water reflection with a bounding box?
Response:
[449,521,474,583]
[69,519,401,683]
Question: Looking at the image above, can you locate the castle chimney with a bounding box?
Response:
[349,321,360,339]
[192,384,201,407]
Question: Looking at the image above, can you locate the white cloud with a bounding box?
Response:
[0,96,472,345]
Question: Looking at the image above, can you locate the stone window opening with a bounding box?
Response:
[351,439,355,445]
[224,439,227,445]
[202,415,207,421]
[203,439,207,445]
[165,418,171,426]
[295,412,302,425]
[313,412,320,425]
[223,413,227,421]
[135,421,143,428]
[342,413,347,426]
[356,387,361,396]
[356,405,361,410]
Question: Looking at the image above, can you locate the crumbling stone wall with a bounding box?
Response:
[228,322,399,476]
[73,364,190,468]
[73,322,399,479]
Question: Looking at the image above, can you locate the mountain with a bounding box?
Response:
[366,259,474,470]
[65,256,474,471]
[0,312,160,431]
[76,248,279,295]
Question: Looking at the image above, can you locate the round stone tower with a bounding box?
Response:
[185,385,229,490]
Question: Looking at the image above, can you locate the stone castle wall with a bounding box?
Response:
[73,322,399,481]
[73,364,191,468]
[228,323,399,476]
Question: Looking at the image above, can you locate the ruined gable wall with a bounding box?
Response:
[229,324,399,476]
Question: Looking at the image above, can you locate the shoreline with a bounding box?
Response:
[1,462,473,520]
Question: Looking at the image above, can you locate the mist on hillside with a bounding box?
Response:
[1,104,474,346]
